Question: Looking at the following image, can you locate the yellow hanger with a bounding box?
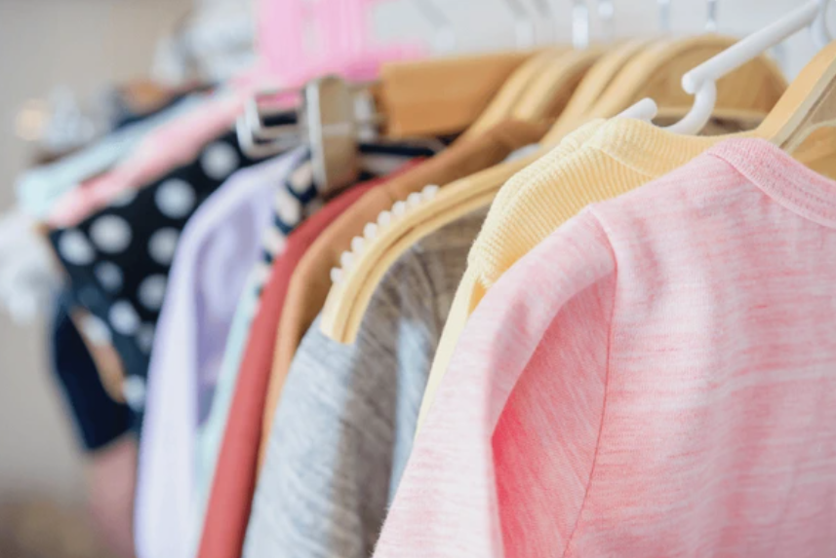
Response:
[461,47,568,140]
[548,38,656,137]
[318,35,788,344]
[545,34,787,144]
[507,46,607,124]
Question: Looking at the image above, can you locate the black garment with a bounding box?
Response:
[51,290,131,451]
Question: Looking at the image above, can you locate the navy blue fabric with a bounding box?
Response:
[51,291,131,451]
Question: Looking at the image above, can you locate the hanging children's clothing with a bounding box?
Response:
[260,119,548,454]
[47,120,294,426]
[375,138,836,558]
[135,147,308,558]
[244,208,486,558]
[197,144,438,558]
[16,94,207,221]
[46,91,257,228]
[416,115,813,430]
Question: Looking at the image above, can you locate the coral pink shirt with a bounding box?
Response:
[375,138,836,558]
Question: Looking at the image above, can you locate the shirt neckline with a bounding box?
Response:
[709,137,836,230]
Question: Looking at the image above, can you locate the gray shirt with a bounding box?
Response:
[243,209,486,558]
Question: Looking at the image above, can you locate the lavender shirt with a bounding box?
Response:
[136,148,307,558]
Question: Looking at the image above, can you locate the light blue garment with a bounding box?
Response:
[193,271,259,533]
[17,94,205,218]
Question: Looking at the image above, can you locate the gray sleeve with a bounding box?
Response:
[242,255,441,558]
[243,210,483,558]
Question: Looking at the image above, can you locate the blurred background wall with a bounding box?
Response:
[0,1,190,555]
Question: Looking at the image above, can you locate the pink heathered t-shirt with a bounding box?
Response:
[375,138,836,558]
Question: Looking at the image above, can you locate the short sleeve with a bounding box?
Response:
[374,209,617,558]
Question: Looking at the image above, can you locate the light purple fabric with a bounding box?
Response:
[135,148,306,558]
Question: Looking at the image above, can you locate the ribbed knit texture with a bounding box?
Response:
[377,138,836,558]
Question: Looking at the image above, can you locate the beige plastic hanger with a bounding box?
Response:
[318,34,788,343]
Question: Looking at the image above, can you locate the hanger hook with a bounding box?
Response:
[528,0,555,44]
[658,0,672,34]
[411,0,456,53]
[811,0,834,48]
[705,0,718,32]
[572,0,591,50]
[596,0,614,43]
[503,0,537,49]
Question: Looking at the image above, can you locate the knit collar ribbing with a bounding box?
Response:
[586,117,722,178]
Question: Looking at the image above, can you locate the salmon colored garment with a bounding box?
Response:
[261,120,548,456]
[196,175,394,558]
[375,139,836,558]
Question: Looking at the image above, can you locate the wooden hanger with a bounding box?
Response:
[318,34,788,343]
[544,34,787,145]
[461,47,569,141]
[508,46,607,124]
[372,51,540,138]
[547,38,656,139]
[756,40,836,153]
[245,50,540,155]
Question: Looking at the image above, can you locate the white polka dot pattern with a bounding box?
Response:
[122,376,146,411]
[110,189,138,207]
[288,162,314,194]
[138,275,167,311]
[80,314,112,346]
[109,300,140,335]
[90,215,133,254]
[155,179,196,219]
[148,228,180,265]
[58,230,95,265]
[200,142,240,180]
[94,262,124,293]
[136,323,156,354]
[276,189,302,226]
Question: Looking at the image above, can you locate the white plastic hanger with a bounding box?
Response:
[621,0,833,134]
[411,0,457,53]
